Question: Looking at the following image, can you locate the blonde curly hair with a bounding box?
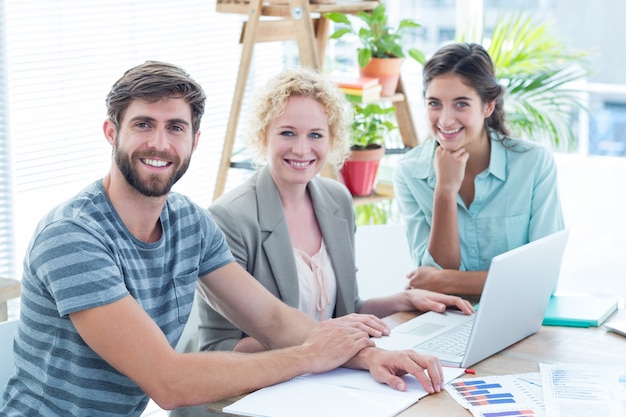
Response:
[246,67,353,170]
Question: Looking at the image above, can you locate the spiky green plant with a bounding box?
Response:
[466,14,589,150]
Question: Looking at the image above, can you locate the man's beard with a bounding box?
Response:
[114,146,191,197]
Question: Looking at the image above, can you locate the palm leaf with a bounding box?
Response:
[459,13,589,150]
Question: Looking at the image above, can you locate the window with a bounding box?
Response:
[3,0,284,288]
[4,0,626,313]
[0,1,15,280]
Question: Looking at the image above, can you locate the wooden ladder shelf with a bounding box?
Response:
[213,0,418,201]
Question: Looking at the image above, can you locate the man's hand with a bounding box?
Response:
[360,348,444,394]
[301,320,374,374]
[329,313,390,338]
[235,313,391,352]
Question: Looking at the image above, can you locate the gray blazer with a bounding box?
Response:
[198,166,365,351]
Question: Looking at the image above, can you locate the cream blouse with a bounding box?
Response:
[293,240,337,321]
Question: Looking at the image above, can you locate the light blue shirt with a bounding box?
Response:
[393,133,565,271]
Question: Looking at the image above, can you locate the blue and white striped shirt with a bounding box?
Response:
[2,180,234,416]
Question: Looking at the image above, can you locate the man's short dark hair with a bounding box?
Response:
[106,61,206,134]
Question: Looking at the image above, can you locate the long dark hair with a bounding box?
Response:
[423,43,509,138]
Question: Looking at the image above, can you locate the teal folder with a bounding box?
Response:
[543,294,619,327]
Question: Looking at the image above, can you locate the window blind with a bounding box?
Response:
[4,0,285,281]
[0,0,16,280]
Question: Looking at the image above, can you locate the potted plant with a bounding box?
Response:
[341,102,396,196]
[466,14,589,150]
[325,3,426,96]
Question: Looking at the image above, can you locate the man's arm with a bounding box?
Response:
[196,263,447,393]
[70,262,373,410]
[197,262,321,349]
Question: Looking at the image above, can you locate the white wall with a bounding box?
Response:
[555,153,626,297]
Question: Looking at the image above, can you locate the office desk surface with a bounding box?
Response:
[388,309,626,416]
[207,308,626,416]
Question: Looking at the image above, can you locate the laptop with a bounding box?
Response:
[375,229,570,368]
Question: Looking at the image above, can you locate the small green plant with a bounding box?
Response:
[325,3,426,68]
[354,200,401,226]
[351,103,396,150]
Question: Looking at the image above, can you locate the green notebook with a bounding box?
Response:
[543,294,619,327]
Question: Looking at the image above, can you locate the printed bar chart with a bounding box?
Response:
[482,410,535,416]
[445,374,544,417]
[452,381,518,406]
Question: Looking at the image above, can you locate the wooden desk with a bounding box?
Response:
[388,310,626,416]
[207,308,626,416]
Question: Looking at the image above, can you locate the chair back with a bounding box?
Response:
[355,224,413,300]
[0,319,18,404]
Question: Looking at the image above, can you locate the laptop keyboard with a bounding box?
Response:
[415,320,474,357]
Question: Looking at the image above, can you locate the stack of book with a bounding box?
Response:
[326,73,383,104]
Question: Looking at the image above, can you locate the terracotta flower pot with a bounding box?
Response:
[340,146,385,196]
[360,57,404,96]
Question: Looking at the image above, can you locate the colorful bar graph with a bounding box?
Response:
[482,410,535,417]
[447,374,544,417]
[451,380,517,406]
[466,394,514,401]
[452,379,487,391]
[466,392,516,406]
[471,398,516,406]
[453,380,487,386]
[454,383,503,392]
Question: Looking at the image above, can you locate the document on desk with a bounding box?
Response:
[445,373,545,417]
[223,366,465,417]
[540,363,626,417]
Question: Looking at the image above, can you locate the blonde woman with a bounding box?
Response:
[198,67,474,354]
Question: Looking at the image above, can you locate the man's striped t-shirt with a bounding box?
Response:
[1,180,234,416]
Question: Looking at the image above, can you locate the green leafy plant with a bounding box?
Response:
[465,14,590,150]
[325,3,426,68]
[354,200,400,226]
[351,103,396,150]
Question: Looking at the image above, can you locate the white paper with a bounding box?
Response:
[540,363,626,417]
[223,366,465,417]
[445,372,545,417]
